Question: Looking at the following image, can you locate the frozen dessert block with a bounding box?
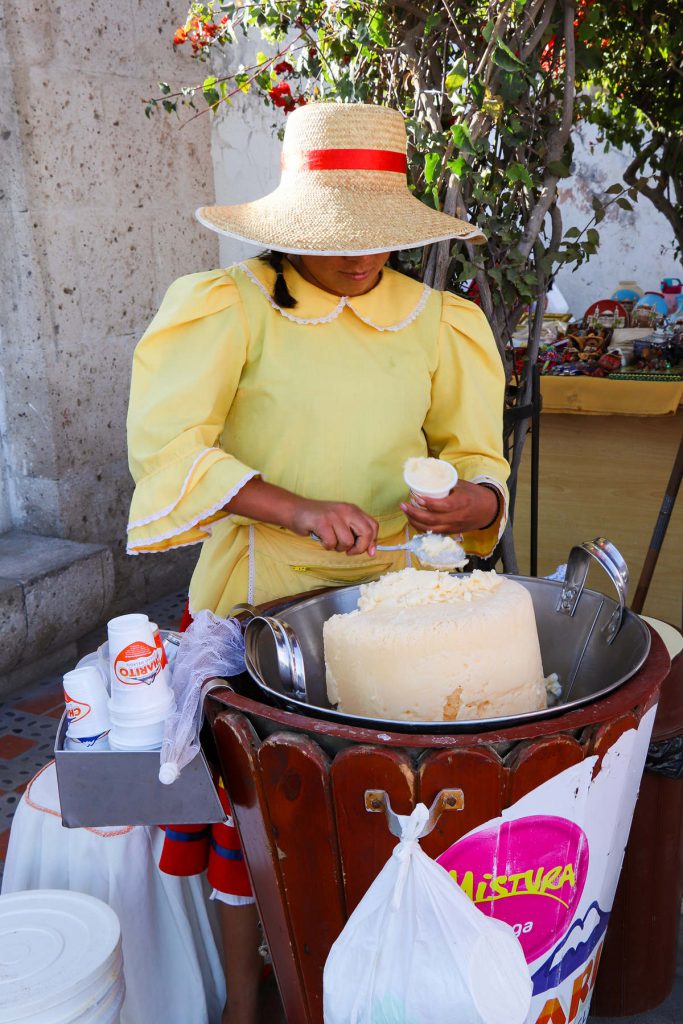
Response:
[324,569,546,722]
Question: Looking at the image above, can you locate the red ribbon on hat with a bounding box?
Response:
[282,147,407,173]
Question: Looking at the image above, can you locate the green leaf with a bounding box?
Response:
[564,226,581,238]
[505,163,534,189]
[605,182,623,194]
[615,197,633,210]
[159,82,171,95]
[424,152,440,184]
[445,58,467,94]
[368,11,390,47]
[586,228,600,244]
[447,156,469,178]
[424,11,441,34]
[451,122,475,153]
[493,37,525,72]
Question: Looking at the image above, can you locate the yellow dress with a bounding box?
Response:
[127,258,509,615]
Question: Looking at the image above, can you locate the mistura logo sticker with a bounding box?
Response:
[437,815,589,963]
[114,641,162,685]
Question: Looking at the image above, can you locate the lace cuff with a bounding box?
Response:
[127,448,258,554]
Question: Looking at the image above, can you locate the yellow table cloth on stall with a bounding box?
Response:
[540,375,683,416]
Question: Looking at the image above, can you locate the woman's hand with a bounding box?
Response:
[290,498,379,556]
[224,479,378,556]
[400,481,500,535]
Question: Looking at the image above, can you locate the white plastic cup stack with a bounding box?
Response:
[63,665,111,751]
[107,614,175,751]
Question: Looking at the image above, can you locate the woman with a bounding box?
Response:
[127,102,509,1024]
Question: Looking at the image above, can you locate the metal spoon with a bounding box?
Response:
[309,532,468,570]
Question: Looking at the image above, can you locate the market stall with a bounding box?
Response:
[513,279,683,623]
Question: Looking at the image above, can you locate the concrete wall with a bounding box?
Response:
[0,0,218,614]
[554,122,680,317]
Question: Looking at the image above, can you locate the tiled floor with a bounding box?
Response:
[1,590,681,1022]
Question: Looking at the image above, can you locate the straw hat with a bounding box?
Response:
[196,103,486,255]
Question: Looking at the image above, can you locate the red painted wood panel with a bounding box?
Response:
[330,746,416,915]
[588,713,639,776]
[507,735,585,804]
[211,711,312,1024]
[259,733,345,1024]
[417,747,505,860]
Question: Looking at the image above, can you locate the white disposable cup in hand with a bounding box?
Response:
[63,665,111,739]
[404,459,458,501]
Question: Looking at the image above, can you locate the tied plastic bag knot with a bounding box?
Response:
[324,802,532,1024]
[391,804,429,911]
[158,610,246,784]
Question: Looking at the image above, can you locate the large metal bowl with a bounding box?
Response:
[243,539,651,733]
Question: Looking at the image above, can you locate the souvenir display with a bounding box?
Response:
[514,274,683,380]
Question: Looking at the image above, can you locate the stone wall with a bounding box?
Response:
[0,0,218,619]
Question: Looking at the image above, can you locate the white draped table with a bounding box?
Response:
[2,761,226,1024]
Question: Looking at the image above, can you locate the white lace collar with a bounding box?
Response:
[236,260,432,332]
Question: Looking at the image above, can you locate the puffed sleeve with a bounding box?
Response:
[126,270,259,554]
[423,292,510,558]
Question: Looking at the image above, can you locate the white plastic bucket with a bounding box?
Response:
[0,889,125,1023]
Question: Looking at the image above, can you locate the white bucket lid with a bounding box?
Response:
[0,890,122,1023]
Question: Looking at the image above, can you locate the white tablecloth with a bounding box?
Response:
[2,762,226,1024]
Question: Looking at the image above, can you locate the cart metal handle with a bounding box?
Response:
[557,537,629,644]
[243,615,308,701]
[365,788,464,838]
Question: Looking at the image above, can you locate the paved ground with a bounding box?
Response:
[0,590,681,1023]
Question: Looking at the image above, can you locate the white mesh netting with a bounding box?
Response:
[159,610,246,784]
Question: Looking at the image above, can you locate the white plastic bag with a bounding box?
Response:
[323,804,532,1024]
[158,610,245,784]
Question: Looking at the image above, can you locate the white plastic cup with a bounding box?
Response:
[63,665,111,739]
[106,692,174,750]
[107,614,174,711]
[149,622,169,669]
[64,732,110,751]
[404,457,458,500]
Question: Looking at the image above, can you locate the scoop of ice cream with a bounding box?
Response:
[414,532,468,569]
[404,457,457,495]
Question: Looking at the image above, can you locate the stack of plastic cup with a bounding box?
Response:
[63,665,111,751]
[107,614,176,751]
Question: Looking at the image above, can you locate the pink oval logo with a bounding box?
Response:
[437,815,589,962]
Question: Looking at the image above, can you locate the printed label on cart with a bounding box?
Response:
[64,692,91,721]
[114,641,161,685]
[438,815,589,962]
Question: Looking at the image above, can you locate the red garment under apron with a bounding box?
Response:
[158,602,252,898]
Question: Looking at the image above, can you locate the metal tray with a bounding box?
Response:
[54,713,225,828]
[243,539,651,734]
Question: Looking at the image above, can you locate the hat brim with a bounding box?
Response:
[196,183,486,255]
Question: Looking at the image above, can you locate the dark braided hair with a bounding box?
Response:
[258,250,297,308]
